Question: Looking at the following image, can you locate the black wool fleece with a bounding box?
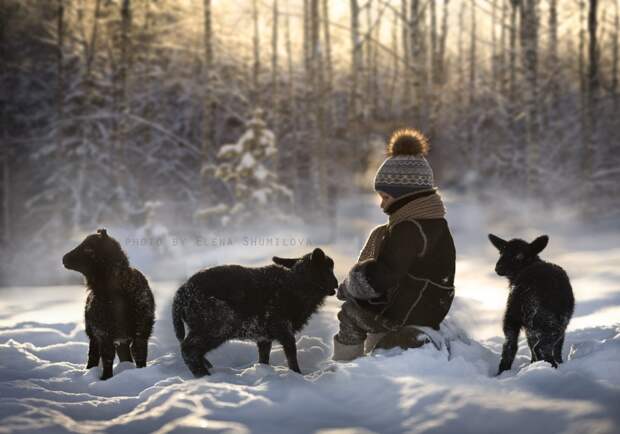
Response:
[358,191,456,329]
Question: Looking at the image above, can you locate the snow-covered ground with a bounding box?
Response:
[1,193,619,434]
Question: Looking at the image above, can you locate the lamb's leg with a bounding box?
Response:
[527,328,559,368]
[257,340,272,364]
[117,342,133,363]
[181,332,223,377]
[86,338,100,369]
[536,333,559,368]
[277,332,301,374]
[553,333,565,365]
[498,324,520,375]
[99,338,115,380]
[130,337,148,368]
[526,332,539,363]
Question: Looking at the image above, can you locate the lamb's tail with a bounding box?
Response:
[172,286,186,341]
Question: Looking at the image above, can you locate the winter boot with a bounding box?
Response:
[332,335,364,361]
[364,332,387,354]
[369,326,430,352]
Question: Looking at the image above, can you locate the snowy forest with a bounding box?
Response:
[1,2,620,434]
[1,0,619,284]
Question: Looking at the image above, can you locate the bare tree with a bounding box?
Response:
[202,0,214,186]
[310,0,327,211]
[387,6,399,112]
[467,0,477,159]
[548,0,559,116]
[321,0,333,99]
[500,0,507,95]
[365,0,373,117]
[410,0,427,123]
[491,0,499,91]
[285,0,294,103]
[350,0,362,117]
[113,0,132,198]
[271,0,279,130]
[458,1,466,110]
[613,0,619,112]
[519,0,540,195]
[56,0,65,159]
[579,0,586,131]
[252,0,260,105]
[429,0,449,138]
[584,0,599,189]
[509,0,519,115]
[401,0,411,116]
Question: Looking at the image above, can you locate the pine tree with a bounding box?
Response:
[198,109,293,227]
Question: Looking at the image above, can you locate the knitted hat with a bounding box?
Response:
[373,129,435,198]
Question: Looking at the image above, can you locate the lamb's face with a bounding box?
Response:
[488,234,549,278]
[272,248,338,297]
[62,229,126,277]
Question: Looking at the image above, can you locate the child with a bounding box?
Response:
[333,129,456,361]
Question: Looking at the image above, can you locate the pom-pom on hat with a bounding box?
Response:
[374,128,435,198]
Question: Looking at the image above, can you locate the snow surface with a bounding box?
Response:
[1,193,619,434]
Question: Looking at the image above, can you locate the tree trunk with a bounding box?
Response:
[304,0,310,74]
[271,0,279,130]
[491,0,498,91]
[613,0,619,113]
[467,0,476,162]
[114,0,132,202]
[350,0,361,117]
[0,154,8,245]
[55,0,66,227]
[584,0,599,195]
[438,0,449,85]
[285,0,294,103]
[202,0,215,191]
[365,0,373,118]
[579,0,586,133]
[401,0,411,117]
[509,0,518,118]
[548,0,559,116]
[499,0,507,96]
[520,0,540,196]
[387,7,399,113]
[458,1,465,109]
[429,0,449,138]
[371,1,381,118]
[56,0,65,158]
[252,0,260,105]
[310,0,327,215]
[321,0,333,99]
[322,0,337,236]
[430,0,437,85]
[410,0,428,125]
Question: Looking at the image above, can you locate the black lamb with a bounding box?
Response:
[172,248,338,377]
[62,229,155,380]
[489,234,574,375]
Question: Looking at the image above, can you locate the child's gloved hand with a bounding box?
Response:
[337,260,383,301]
[336,280,350,301]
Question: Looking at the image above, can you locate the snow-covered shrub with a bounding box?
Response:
[197,108,293,227]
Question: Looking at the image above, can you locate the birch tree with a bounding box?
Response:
[520,0,540,195]
[350,0,362,117]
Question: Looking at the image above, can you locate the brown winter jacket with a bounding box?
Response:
[356,191,456,330]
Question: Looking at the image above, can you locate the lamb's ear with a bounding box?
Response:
[488,234,507,251]
[530,235,549,255]
[272,256,298,268]
[311,248,325,264]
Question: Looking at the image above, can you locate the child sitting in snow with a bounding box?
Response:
[333,129,456,360]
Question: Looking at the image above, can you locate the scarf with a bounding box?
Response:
[358,191,446,262]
